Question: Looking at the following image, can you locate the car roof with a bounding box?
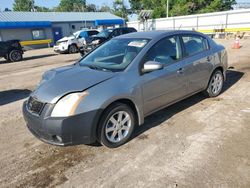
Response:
[114,27,135,30]
[105,27,135,31]
[73,29,98,35]
[116,30,206,39]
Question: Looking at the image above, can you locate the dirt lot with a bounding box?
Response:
[0,40,250,188]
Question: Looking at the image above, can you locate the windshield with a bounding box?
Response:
[96,29,113,38]
[79,38,149,71]
[68,31,81,38]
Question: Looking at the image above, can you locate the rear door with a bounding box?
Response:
[180,34,213,93]
[141,35,189,115]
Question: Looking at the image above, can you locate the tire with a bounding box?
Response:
[204,70,224,97]
[8,50,23,62]
[68,44,78,54]
[80,49,85,57]
[97,103,135,148]
[4,55,10,62]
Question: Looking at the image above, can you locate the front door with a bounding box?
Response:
[141,36,189,115]
[52,27,63,44]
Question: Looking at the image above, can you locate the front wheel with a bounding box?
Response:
[205,70,224,97]
[8,50,23,62]
[98,103,135,148]
[68,45,78,54]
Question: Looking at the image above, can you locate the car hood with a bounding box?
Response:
[32,65,116,103]
[57,36,75,42]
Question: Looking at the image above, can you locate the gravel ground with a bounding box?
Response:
[0,39,249,188]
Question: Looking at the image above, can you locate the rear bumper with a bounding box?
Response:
[22,101,101,146]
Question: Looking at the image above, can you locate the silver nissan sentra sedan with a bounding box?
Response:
[23,30,228,148]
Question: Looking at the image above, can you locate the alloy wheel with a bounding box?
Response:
[210,72,223,95]
[10,50,22,62]
[105,111,132,143]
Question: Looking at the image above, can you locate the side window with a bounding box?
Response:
[122,28,130,34]
[112,29,122,37]
[144,36,182,65]
[127,28,136,33]
[79,31,87,38]
[89,30,98,36]
[182,35,208,56]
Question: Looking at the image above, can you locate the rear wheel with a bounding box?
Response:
[68,44,78,54]
[205,70,224,97]
[8,50,23,62]
[98,103,135,148]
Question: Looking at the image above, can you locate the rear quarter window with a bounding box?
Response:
[88,30,99,36]
[182,35,209,57]
[124,28,137,34]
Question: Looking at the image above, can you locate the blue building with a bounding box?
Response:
[0,11,124,48]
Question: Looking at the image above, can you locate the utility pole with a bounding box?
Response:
[166,0,169,18]
[31,0,35,12]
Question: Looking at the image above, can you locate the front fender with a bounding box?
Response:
[75,75,144,125]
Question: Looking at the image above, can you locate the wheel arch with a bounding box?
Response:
[93,98,142,144]
[94,98,143,138]
[68,43,78,48]
[206,66,224,89]
[102,98,141,125]
[214,66,224,74]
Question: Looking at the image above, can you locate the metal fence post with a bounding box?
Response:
[173,18,175,30]
[197,16,199,30]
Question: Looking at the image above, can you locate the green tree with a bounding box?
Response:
[170,0,236,16]
[129,0,236,18]
[99,5,111,12]
[86,4,97,12]
[112,0,129,21]
[35,6,51,12]
[13,0,33,11]
[57,0,86,12]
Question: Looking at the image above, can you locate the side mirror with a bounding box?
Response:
[142,61,164,73]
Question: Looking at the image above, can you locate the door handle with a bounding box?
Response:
[177,68,184,74]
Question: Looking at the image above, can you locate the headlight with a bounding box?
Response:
[51,91,88,117]
[59,41,67,46]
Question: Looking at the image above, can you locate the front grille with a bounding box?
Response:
[27,97,45,115]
